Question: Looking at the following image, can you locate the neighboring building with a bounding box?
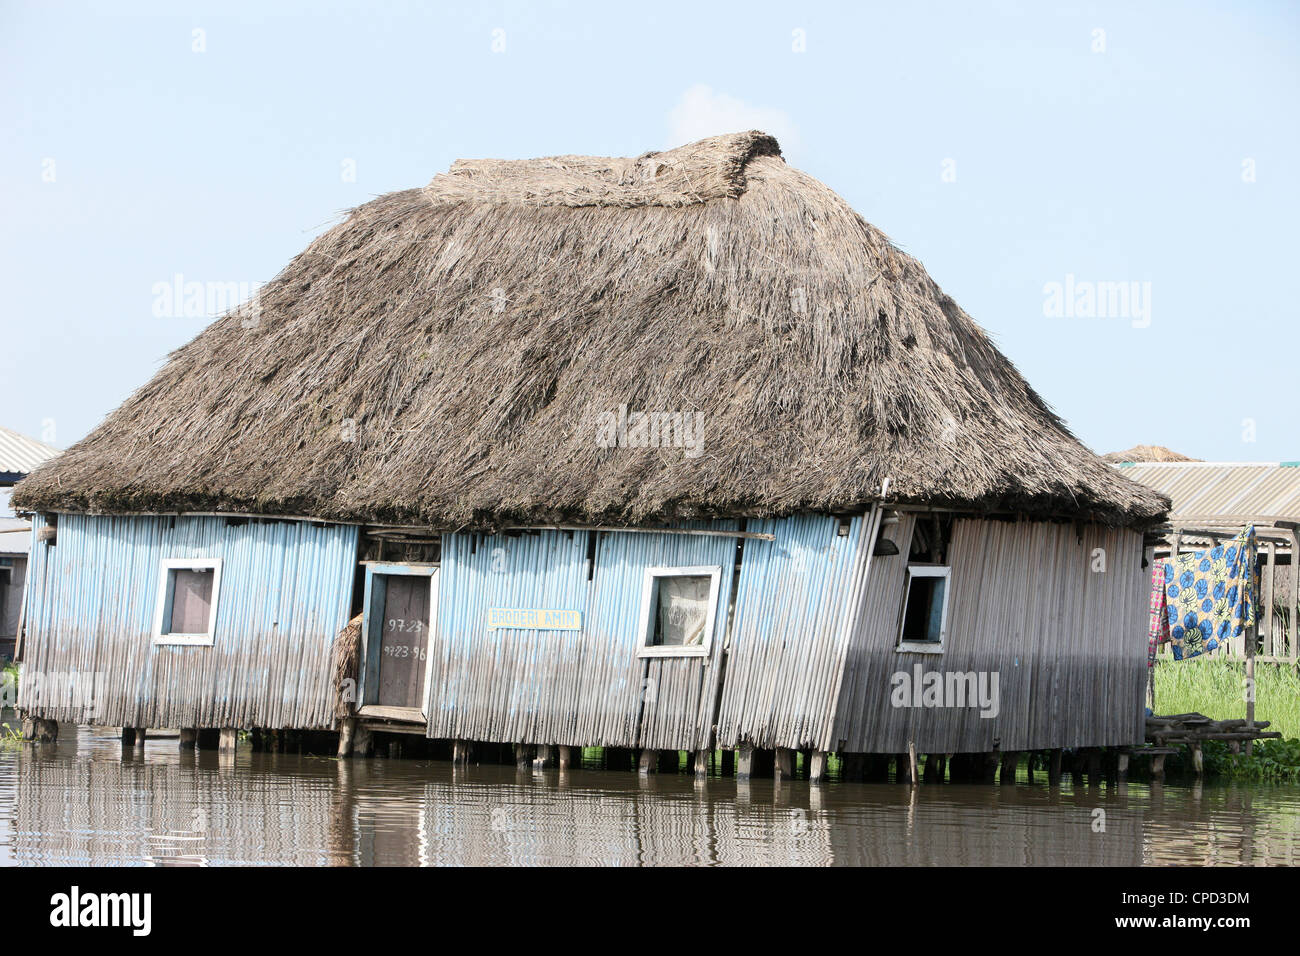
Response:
[0,426,60,661]
[12,132,1167,765]
[0,518,31,661]
[1108,449,1300,662]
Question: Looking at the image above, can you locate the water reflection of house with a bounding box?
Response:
[11,132,1168,770]
[0,426,60,661]
[1105,445,1299,662]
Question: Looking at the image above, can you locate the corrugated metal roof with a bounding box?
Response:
[0,426,59,478]
[0,529,31,555]
[1112,461,1300,522]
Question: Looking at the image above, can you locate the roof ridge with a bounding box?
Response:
[422,130,783,208]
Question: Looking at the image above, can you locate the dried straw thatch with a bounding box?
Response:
[332,613,362,720]
[1102,445,1200,464]
[14,132,1167,528]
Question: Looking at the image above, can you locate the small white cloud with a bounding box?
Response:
[666,84,800,151]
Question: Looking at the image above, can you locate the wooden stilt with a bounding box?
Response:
[336,719,356,758]
[774,747,794,781]
[1117,752,1130,782]
[736,743,754,780]
[922,754,939,783]
[999,750,1017,784]
[638,748,657,775]
[983,751,999,784]
[218,728,238,754]
[452,739,471,766]
[514,743,531,770]
[908,741,919,786]
[1048,749,1063,786]
[533,744,553,770]
[557,745,573,771]
[1152,752,1167,781]
[692,749,710,778]
[1087,748,1102,787]
[808,751,828,784]
[1191,743,1204,778]
[353,725,373,758]
[24,718,58,743]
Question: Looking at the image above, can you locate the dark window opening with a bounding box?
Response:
[900,572,947,644]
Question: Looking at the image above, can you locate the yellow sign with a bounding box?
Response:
[487,608,583,631]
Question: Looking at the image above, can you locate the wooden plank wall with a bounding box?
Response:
[833,517,1148,753]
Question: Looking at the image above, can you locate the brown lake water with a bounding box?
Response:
[2,723,1298,866]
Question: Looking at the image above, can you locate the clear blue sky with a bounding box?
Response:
[2,0,1297,461]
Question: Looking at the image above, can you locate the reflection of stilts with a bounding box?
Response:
[326,760,356,866]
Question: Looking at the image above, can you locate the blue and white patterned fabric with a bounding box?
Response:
[1163,526,1258,661]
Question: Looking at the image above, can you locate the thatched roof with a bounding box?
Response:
[13,132,1168,529]
[1102,445,1200,464]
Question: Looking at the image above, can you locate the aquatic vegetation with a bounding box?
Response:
[1164,738,1300,783]
[0,661,17,709]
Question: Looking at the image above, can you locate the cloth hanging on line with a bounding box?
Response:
[1148,562,1170,668]
[1163,526,1258,661]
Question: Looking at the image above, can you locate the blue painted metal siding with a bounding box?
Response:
[715,513,872,750]
[19,513,358,729]
[430,524,739,749]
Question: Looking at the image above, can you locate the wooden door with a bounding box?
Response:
[375,574,431,709]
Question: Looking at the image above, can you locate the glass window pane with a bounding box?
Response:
[169,568,214,634]
[652,575,711,647]
[924,576,946,642]
[901,573,945,644]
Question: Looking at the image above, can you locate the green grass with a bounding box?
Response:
[1154,657,1300,740]
[0,661,16,709]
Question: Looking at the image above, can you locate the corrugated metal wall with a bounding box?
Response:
[715,513,873,751]
[429,524,739,749]
[833,517,1148,753]
[20,513,357,729]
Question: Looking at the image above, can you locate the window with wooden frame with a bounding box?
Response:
[636,565,722,658]
[896,514,953,653]
[153,558,222,646]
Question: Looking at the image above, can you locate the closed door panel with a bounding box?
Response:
[376,575,431,709]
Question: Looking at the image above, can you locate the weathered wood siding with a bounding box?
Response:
[19,513,357,729]
[428,524,739,749]
[833,517,1148,753]
[715,512,874,751]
